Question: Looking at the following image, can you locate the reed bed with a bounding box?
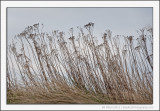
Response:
[7,23,153,104]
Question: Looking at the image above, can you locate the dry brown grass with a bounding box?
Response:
[7,86,152,104]
[7,23,153,104]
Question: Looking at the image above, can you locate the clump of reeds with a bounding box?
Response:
[7,23,153,104]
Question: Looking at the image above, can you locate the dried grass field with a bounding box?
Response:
[7,23,153,104]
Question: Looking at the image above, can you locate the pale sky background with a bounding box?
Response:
[8,8,152,43]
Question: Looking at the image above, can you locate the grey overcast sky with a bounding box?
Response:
[8,8,152,43]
